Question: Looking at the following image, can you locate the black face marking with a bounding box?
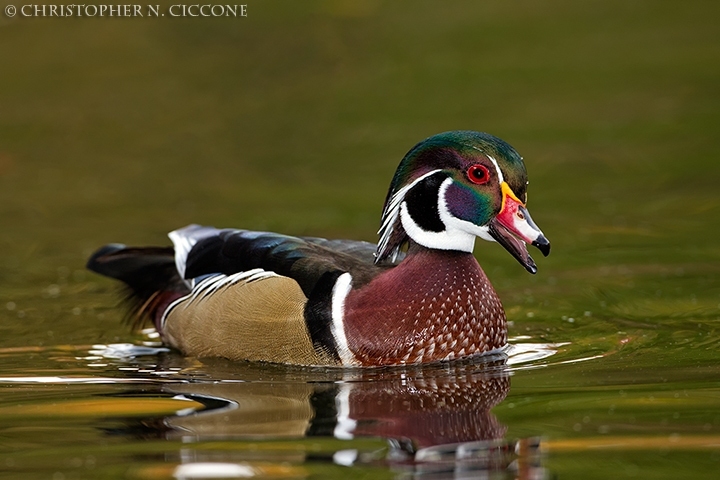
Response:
[304,271,343,363]
[404,172,447,233]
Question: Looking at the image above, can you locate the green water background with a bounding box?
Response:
[0,0,719,478]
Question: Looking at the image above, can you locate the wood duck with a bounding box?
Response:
[87,131,550,367]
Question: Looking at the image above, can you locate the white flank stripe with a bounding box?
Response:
[188,269,276,304]
[159,295,188,331]
[159,269,278,330]
[330,272,358,366]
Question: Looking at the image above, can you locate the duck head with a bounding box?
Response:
[376,130,550,273]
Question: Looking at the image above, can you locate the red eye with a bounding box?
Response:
[467,164,491,185]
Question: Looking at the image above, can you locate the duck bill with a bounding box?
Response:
[488,182,550,274]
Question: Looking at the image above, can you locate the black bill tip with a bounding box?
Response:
[525,258,538,275]
[532,235,551,257]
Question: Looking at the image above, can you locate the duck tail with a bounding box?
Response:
[87,244,190,330]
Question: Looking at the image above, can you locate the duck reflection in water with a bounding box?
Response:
[112,352,543,477]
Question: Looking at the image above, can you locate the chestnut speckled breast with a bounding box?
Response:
[87,130,550,367]
[344,248,506,366]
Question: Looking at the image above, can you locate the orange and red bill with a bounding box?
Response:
[489,182,550,274]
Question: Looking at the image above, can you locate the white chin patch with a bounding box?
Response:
[399,177,497,252]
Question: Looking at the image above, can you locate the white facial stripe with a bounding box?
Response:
[331,273,359,366]
[467,145,504,183]
[377,169,443,260]
[392,160,517,253]
[486,154,504,183]
[399,177,489,253]
[437,178,497,242]
[400,201,476,252]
